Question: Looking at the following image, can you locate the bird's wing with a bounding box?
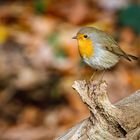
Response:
[105,44,131,61]
[101,34,132,61]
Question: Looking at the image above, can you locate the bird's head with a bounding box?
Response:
[73,27,98,58]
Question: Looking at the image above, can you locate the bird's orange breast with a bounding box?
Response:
[77,36,94,58]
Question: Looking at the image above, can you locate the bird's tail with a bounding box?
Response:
[128,54,138,61]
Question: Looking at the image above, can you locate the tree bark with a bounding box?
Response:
[56,80,140,140]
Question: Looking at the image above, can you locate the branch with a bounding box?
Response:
[56,80,140,140]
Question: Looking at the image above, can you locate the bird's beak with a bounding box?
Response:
[72,36,77,39]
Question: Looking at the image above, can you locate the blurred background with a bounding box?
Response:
[0,0,139,140]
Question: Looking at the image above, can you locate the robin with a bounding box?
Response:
[73,27,138,79]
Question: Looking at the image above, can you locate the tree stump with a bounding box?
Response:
[56,80,140,140]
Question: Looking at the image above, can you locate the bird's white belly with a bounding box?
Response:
[83,46,120,70]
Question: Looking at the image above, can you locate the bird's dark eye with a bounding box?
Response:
[84,35,88,38]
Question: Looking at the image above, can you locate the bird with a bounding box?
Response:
[73,27,138,80]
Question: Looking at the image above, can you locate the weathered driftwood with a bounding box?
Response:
[56,80,140,140]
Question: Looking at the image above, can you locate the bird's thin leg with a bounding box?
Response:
[99,70,106,81]
[90,69,97,81]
